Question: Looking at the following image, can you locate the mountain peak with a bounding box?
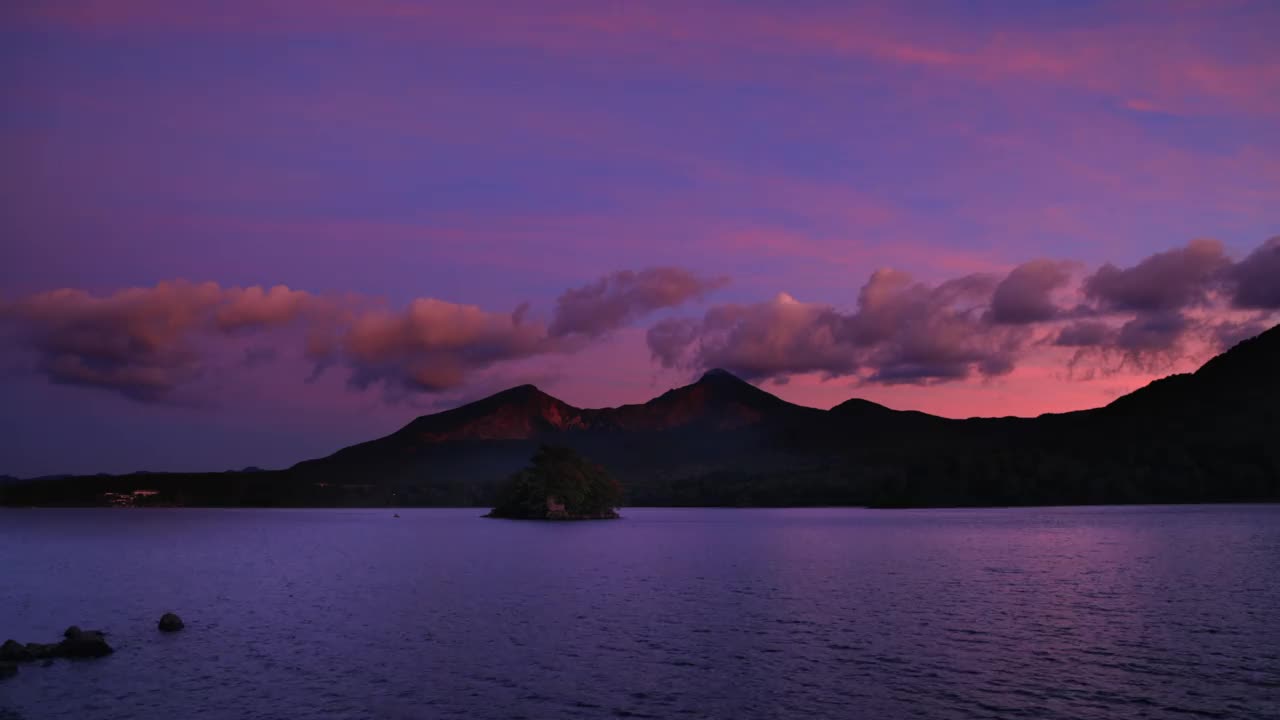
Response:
[830,397,893,414]
[370,382,584,448]
[492,383,545,399]
[699,368,744,383]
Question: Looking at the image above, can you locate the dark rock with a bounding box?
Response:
[0,661,16,679]
[25,643,59,660]
[1,640,33,662]
[4,628,113,664]
[158,613,184,632]
[58,630,112,658]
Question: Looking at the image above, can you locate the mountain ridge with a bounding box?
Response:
[4,325,1278,508]
[311,366,827,463]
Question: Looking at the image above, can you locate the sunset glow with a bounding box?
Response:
[2,1,1277,476]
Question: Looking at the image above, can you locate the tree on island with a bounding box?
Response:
[487,445,622,520]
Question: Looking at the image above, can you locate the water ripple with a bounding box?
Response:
[1,505,1278,719]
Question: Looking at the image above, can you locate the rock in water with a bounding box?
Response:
[1,640,33,662]
[0,661,16,679]
[58,630,113,658]
[25,643,60,660]
[158,613,185,632]
[3,629,113,663]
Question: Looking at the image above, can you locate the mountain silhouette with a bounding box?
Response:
[4,325,1278,508]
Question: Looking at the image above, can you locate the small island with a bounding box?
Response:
[486,445,622,520]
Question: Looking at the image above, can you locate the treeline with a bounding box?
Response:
[5,431,1276,509]
[625,444,1280,508]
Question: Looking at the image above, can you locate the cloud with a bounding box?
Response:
[1210,319,1270,351]
[1054,321,1114,347]
[649,270,1025,386]
[549,267,727,338]
[2,267,717,402]
[1,282,551,401]
[1115,311,1190,352]
[1060,238,1279,366]
[680,293,860,381]
[4,240,1278,404]
[651,237,1280,387]
[1082,239,1229,312]
[215,285,322,331]
[988,259,1074,324]
[321,298,548,394]
[1227,236,1280,309]
[0,281,226,401]
[846,270,1018,384]
[646,317,700,369]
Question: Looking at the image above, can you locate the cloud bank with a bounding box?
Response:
[650,237,1280,384]
[3,238,1277,403]
[0,267,716,402]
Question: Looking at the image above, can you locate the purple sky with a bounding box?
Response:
[2,1,1278,477]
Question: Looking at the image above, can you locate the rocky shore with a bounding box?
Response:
[1,626,114,672]
[1,613,183,679]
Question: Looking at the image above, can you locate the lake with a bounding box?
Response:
[1,506,1278,719]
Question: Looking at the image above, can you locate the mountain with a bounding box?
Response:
[1104,325,1280,419]
[301,369,814,462]
[283,368,831,506]
[4,325,1278,508]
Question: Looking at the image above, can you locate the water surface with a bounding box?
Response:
[2,506,1278,719]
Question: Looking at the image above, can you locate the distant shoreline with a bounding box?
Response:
[4,500,1278,511]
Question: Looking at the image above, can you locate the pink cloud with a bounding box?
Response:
[988,259,1076,324]
[1,280,230,401]
[649,236,1280,388]
[648,272,1024,386]
[1083,239,1230,313]
[331,298,547,394]
[4,242,1275,421]
[549,268,728,339]
[0,266,723,402]
[1228,236,1280,309]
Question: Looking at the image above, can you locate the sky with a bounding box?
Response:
[1,0,1278,477]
